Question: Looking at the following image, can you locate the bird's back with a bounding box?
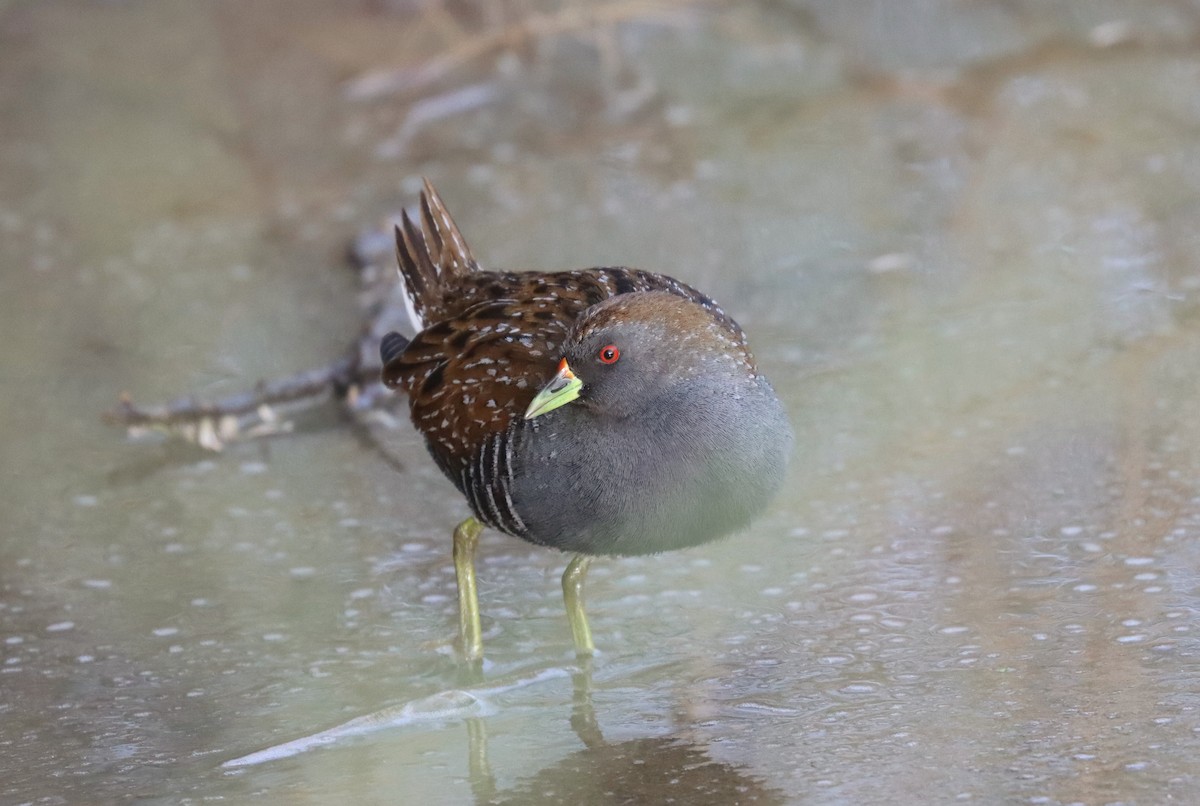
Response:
[380,182,732,495]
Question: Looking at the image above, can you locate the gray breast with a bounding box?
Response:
[507,377,792,556]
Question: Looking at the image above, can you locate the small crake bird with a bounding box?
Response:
[381,181,792,661]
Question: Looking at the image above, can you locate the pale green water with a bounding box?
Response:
[3,2,1200,803]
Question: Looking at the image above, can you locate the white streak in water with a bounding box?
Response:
[221,665,572,768]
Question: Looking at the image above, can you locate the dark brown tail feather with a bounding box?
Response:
[420,179,477,278]
[393,179,479,327]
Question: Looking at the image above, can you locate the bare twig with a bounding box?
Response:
[105,349,363,428]
[104,215,410,451]
[102,345,387,450]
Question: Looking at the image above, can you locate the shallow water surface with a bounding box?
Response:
[2,1,1200,803]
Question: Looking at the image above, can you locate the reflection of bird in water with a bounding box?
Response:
[465,666,786,805]
[489,735,787,805]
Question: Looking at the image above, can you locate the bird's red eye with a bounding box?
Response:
[598,345,620,364]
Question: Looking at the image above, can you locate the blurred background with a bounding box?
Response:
[3,1,1200,802]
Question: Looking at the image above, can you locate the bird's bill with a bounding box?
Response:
[524,358,583,420]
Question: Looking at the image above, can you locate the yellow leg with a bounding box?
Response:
[453,517,484,662]
[562,554,595,656]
